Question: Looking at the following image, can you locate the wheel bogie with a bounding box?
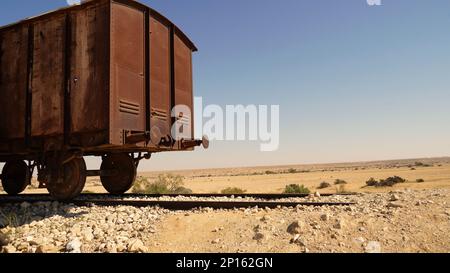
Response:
[1,151,145,200]
[100,153,137,194]
[46,157,87,201]
[1,160,31,195]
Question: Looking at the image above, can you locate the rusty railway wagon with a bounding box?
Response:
[0,0,208,200]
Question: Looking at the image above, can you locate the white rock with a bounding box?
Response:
[354,237,366,244]
[2,245,17,253]
[105,242,117,253]
[365,241,382,253]
[127,239,147,253]
[81,228,94,242]
[389,194,400,201]
[66,238,82,253]
[36,245,59,253]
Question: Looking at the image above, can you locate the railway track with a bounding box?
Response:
[0,193,356,210]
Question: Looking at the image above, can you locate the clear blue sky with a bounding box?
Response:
[1,0,450,171]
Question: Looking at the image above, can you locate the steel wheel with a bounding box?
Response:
[100,153,137,194]
[47,158,86,201]
[1,160,30,195]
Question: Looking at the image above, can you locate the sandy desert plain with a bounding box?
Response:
[1,157,450,253]
[88,157,450,194]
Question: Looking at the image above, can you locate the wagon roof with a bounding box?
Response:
[0,0,198,52]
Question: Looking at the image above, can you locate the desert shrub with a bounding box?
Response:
[365,176,406,187]
[415,162,432,167]
[221,187,247,194]
[317,181,331,189]
[416,178,425,183]
[132,174,191,194]
[172,187,193,194]
[365,178,378,187]
[265,170,276,175]
[287,168,298,174]
[334,179,348,185]
[283,184,311,194]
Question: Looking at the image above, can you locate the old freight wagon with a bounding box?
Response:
[0,0,208,200]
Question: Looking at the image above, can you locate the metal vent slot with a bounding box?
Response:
[119,99,140,115]
[151,108,168,121]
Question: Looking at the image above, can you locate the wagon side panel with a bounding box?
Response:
[31,16,66,138]
[149,15,172,146]
[69,2,110,146]
[110,1,146,145]
[173,32,194,147]
[0,26,28,143]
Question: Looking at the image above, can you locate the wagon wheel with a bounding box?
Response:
[1,160,31,195]
[100,153,137,194]
[47,157,87,201]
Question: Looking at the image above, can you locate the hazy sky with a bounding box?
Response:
[1,0,450,171]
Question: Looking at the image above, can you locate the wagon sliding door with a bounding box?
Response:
[173,31,195,149]
[31,16,66,143]
[149,15,172,147]
[110,2,146,145]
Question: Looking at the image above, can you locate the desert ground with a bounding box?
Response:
[86,157,450,195]
[1,157,450,253]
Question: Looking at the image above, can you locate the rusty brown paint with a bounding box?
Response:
[0,26,28,141]
[149,16,172,145]
[174,32,195,143]
[0,0,198,160]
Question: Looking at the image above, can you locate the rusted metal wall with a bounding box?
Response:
[31,15,66,137]
[174,32,194,142]
[0,0,197,156]
[149,15,172,144]
[69,2,110,138]
[110,1,146,145]
[0,26,28,141]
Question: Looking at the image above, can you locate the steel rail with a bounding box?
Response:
[0,194,355,210]
[0,192,356,200]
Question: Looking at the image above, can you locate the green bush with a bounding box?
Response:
[283,184,311,194]
[132,174,192,194]
[221,187,247,194]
